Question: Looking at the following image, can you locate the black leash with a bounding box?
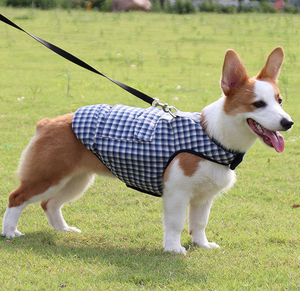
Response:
[0,14,155,106]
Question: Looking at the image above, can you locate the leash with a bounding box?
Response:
[0,14,178,117]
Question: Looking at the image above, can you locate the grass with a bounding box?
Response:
[0,7,300,290]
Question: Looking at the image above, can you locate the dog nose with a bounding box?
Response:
[281,118,294,130]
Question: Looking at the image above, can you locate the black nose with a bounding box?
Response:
[281,118,294,130]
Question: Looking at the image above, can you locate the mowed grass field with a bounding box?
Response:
[0,7,300,290]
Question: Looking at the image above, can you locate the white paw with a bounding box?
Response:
[2,229,24,239]
[195,241,220,249]
[62,227,81,233]
[164,246,187,255]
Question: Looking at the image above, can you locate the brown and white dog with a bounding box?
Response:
[1,47,293,254]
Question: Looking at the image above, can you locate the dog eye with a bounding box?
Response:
[278,98,283,106]
[252,101,266,108]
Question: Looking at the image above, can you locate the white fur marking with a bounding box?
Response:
[2,177,72,238]
[45,207,81,233]
[44,173,94,232]
[28,177,72,204]
[252,81,292,131]
[2,204,28,238]
[163,159,235,253]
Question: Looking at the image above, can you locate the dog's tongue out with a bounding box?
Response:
[248,119,285,153]
[263,128,285,153]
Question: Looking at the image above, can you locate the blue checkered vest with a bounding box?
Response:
[72,104,244,197]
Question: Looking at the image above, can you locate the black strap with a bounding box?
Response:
[0,14,155,105]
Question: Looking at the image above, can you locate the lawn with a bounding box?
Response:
[0,7,299,290]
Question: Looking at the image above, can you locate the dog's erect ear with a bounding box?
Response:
[221,49,249,96]
[256,47,284,83]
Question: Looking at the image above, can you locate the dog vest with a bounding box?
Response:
[72,104,244,197]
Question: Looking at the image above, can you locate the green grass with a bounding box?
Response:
[0,7,300,290]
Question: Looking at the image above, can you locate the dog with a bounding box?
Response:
[1,47,293,254]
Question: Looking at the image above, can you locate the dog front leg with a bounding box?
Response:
[188,196,220,249]
[162,190,189,254]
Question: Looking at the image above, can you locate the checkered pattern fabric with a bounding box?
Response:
[72,104,244,196]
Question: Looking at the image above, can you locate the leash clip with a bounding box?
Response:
[152,98,177,118]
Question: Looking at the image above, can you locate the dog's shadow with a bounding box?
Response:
[1,230,205,286]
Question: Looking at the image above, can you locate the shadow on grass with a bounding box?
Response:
[1,230,208,288]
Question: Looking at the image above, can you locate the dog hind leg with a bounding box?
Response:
[2,202,28,238]
[41,172,95,233]
[2,179,70,238]
[2,113,109,238]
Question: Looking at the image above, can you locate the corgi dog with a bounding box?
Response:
[2,47,293,254]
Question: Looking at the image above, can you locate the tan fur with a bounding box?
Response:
[223,47,284,116]
[162,160,172,183]
[223,78,258,116]
[163,153,204,182]
[221,49,249,97]
[223,77,283,117]
[8,113,112,208]
[256,47,284,84]
[200,112,208,131]
[177,153,204,177]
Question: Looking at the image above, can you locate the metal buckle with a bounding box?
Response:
[152,98,177,118]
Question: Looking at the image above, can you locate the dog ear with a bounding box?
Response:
[221,49,249,96]
[256,47,284,83]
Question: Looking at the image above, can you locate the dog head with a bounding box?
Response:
[221,47,293,153]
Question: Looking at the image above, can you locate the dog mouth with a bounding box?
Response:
[247,119,285,153]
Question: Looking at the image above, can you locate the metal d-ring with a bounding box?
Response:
[152,98,178,118]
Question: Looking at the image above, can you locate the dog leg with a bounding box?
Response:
[2,179,70,238]
[41,172,95,233]
[2,113,109,238]
[162,190,189,254]
[2,203,28,238]
[188,196,219,249]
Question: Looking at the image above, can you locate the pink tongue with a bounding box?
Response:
[264,129,285,153]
